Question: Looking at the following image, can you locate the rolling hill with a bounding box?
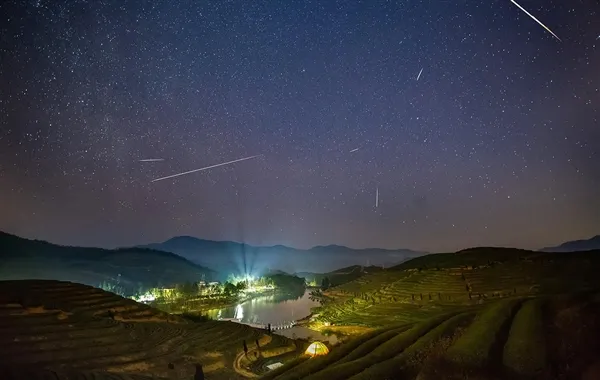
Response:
[138,236,424,276]
[261,247,600,379]
[296,265,386,288]
[0,280,298,380]
[312,247,600,327]
[540,234,600,252]
[0,232,216,294]
[264,294,600,380]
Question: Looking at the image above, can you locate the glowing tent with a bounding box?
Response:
[305,341,329,357]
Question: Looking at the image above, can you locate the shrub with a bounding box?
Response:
[334,325,411,365]
[304,313,456,380]
[445,298,521,368]
[274,324,404,380]
[502,298,546,376]
[349,312,473,379]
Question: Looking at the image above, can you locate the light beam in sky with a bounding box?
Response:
[509,0,561,42]
[151,155,262,183]
[139,158,165,162]
[416,68,423,81]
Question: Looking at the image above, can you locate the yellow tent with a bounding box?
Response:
[305,341,329,357]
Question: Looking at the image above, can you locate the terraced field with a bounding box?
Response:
[0,280,297,380]
[266,293,600,380]
[314,248,600,327]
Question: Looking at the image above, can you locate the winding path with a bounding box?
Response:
[232,334,273,378]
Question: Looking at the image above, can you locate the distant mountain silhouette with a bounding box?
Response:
[540,235,600,252]
[137,236,425,276]
[0,231,215,293]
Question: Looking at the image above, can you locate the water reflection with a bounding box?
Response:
[234,304,244,320]
[205,289,314,325]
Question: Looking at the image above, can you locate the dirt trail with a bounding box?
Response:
[233,334,272,378]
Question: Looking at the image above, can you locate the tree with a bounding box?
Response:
[175,282,198,299]
[236,281,247,292]
[321,277,330,290]
[223,282,237,296]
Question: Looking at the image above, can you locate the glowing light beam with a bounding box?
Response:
[151,154,262,183]
[509,0,561,42]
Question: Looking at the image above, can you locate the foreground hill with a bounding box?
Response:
[540,234,600,252]
[138,236,424,275]
[0,232,216,294]
[313,247,600,327]
[266,294,600,380]
[0,280,297,380]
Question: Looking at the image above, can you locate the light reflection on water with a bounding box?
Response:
[205,290,317,325]
[206,290,339,344]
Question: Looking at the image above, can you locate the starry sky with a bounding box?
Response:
[1,0,598,253]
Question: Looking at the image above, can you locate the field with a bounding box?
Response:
[276,248,600,379]
[266,293,600,379]
[0,280,298,380]
[313,248,600,327]
[3,247,600,380]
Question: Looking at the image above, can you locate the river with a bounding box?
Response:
[205,289,338,344]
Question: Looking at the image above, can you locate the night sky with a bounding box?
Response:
[1,0,598,253]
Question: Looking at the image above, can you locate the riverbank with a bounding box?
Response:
[150,289,279,315]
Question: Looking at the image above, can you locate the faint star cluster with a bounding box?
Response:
[0,0,598,252]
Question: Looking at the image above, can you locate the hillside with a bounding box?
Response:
[265,247,600,379]
[0,280,299,380]
[296,266,385,288]
[264,294,600,380]
[540,234,600,252]
[0,232,216,294]
[312,247,600,327]
[138,236,424,276]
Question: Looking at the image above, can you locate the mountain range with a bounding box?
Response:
[0,231,216,294]
[540,234,600,252]
[2,230,597,292]
[137,236,425,275]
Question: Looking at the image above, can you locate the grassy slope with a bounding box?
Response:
[266,247,600,380]
[316,248,600,328]
[270,324,405,380]
[0,280,295,380]
[445,298,521,368]
[348,312,474,379]
[502,298,546,376]
[304,313,455,380]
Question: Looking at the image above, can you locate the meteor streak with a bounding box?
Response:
[375,186,379,208]
[151,155,262,183]
[416,68,423,81]
[139,158,164,162]
[509,0,561,42]
[349,148,360,153]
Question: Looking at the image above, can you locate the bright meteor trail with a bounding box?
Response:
[151,155,262,183]
[139,158,164,162]
[509,0,561,42]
